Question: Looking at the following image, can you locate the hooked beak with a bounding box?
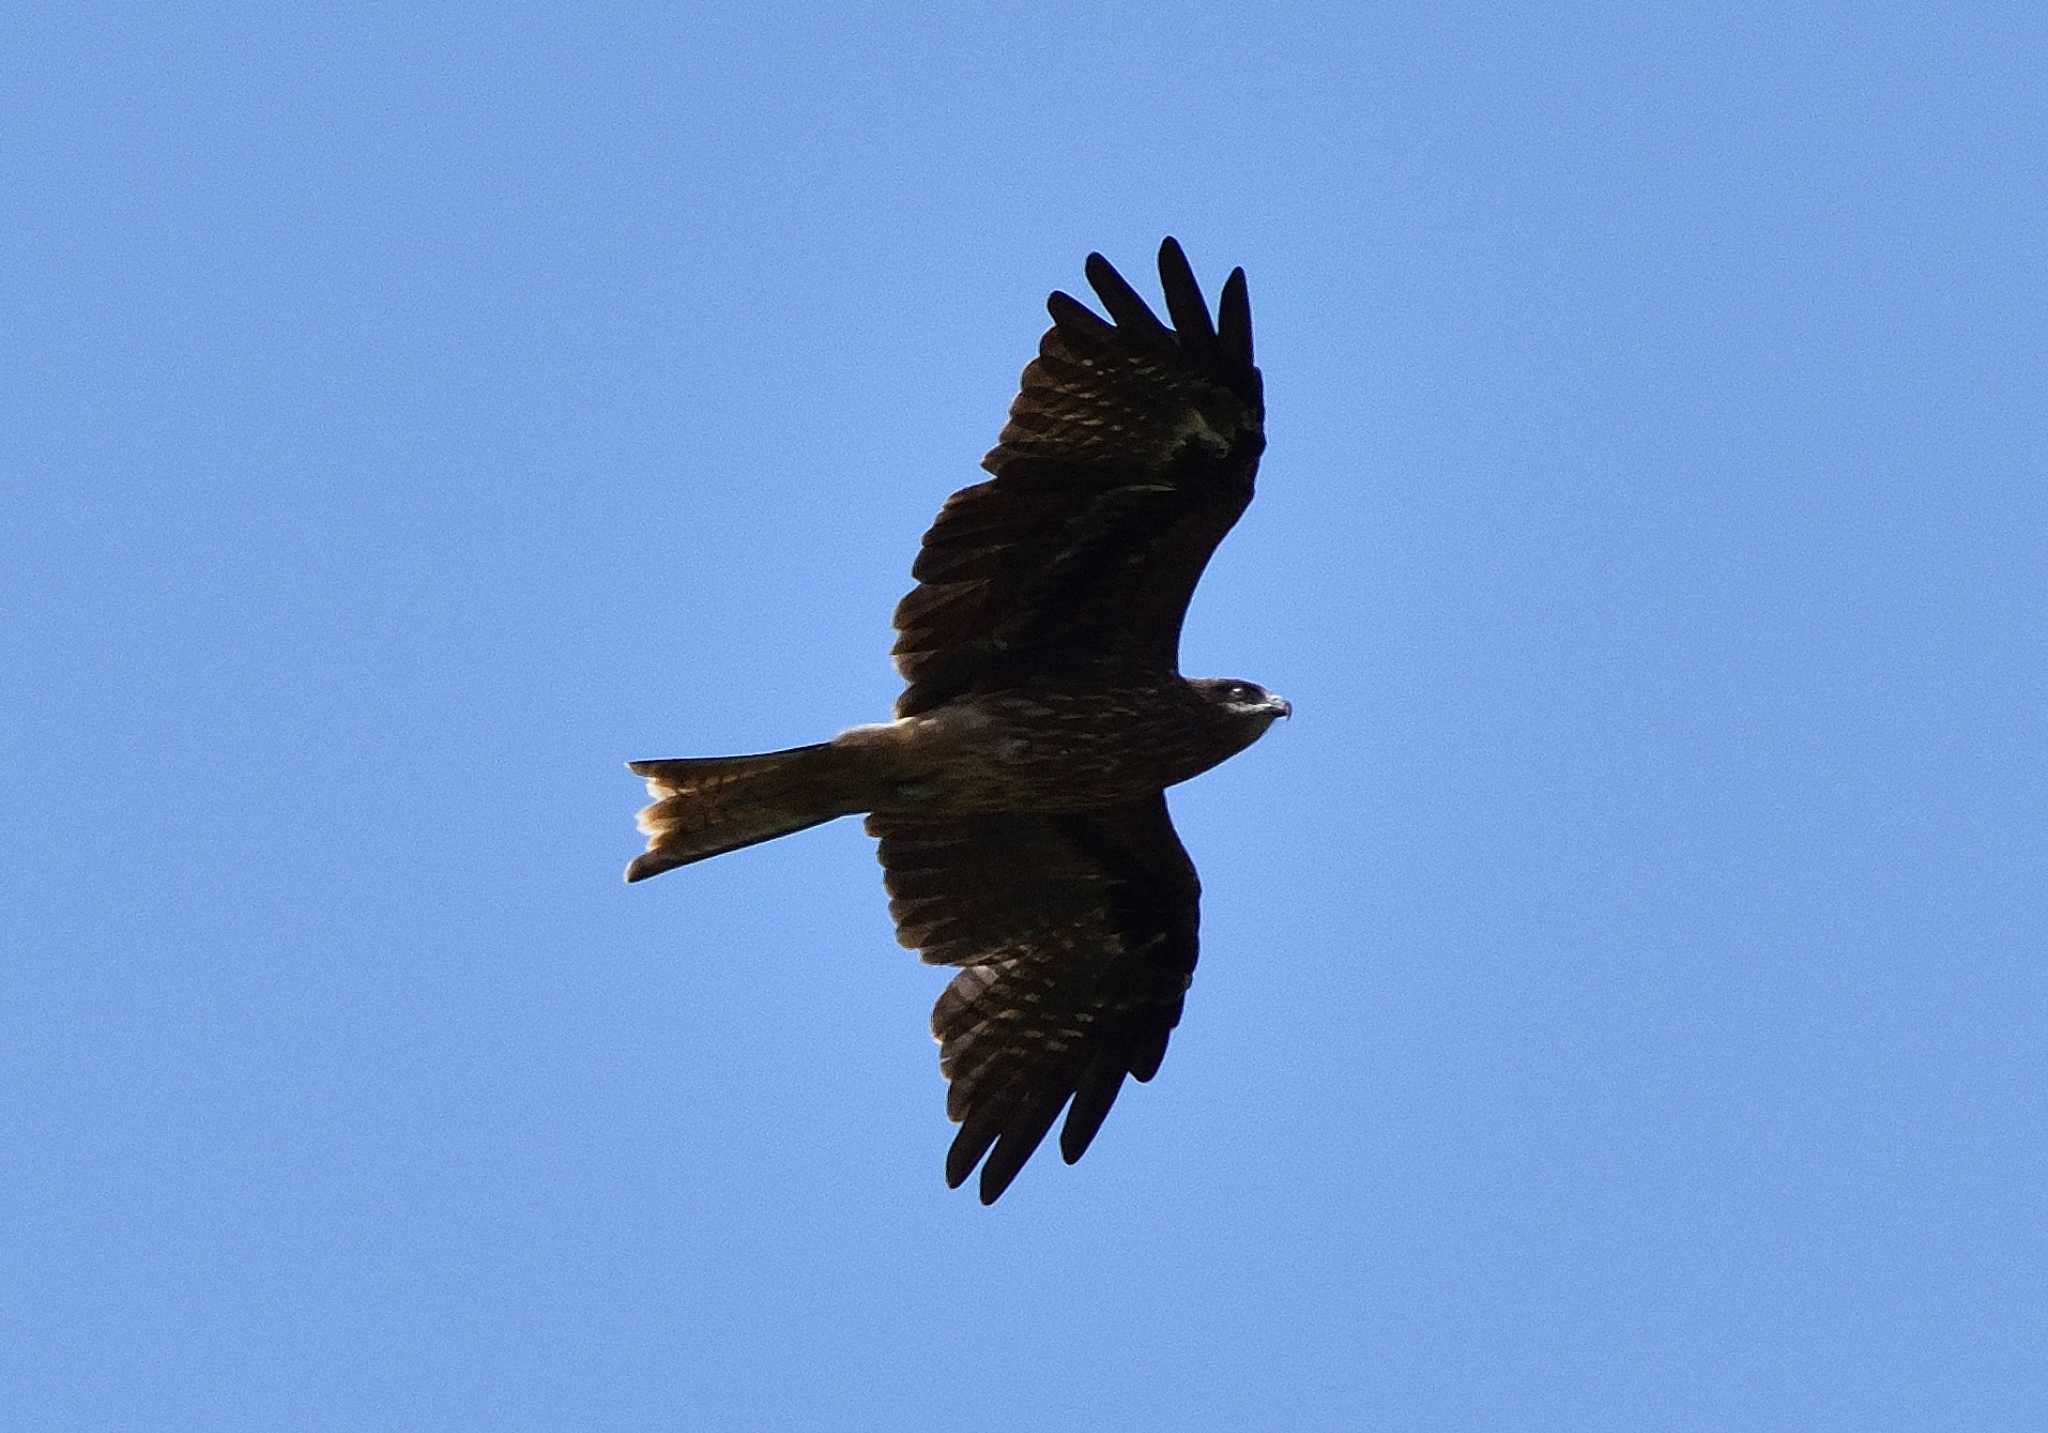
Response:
[1270,694,1293,720]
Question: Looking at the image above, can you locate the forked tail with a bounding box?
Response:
[624,742,861,882]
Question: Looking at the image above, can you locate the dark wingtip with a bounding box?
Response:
[1058,1116,1098,1165]
[975,1100,1062,1204]
[946,1113,1000,1191]
[977,1153,1022,1204]
[1218,266,1253,369]
[1060,1055,1129,1164]
[1047,287,1110,334]
[1083,249,1169,337]
[1157,236,1189,288]
[1156,237,1196,299]
[1155,235,1219,361]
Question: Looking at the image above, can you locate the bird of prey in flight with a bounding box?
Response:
[626,238,1284,1202]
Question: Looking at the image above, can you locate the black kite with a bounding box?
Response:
[626,239,1284,1202]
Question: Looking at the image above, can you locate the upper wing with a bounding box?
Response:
[867,795,1202,1203]
[892,238,1265,717]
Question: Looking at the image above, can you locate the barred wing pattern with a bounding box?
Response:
[868,796,1200,1204]
[892,238,1265,717]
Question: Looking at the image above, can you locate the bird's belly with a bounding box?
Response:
[874,691,1224,813]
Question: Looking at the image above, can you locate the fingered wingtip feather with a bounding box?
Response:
[1060,1053,1131,1163]
[947,1108,1002,1190]
[1218,266,1253,367]
[977,1161,1014,1204]
[1155,235,1219,359]
[976,1097,1064,1203]
[1083,250,1168,336]
[1046,288,1109,333]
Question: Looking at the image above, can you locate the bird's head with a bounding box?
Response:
[1190,677,1292,748]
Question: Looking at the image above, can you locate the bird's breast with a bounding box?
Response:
[870,684,1237,814]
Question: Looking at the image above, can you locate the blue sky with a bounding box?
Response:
[4,4,2042,1428]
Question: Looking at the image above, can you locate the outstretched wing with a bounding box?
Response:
[892,238,1265,717]
[867,796,1201,1203]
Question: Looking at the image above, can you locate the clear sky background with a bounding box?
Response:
[4,4,2042,1429]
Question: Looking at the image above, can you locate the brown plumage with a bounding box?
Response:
[626,238,1284,1202]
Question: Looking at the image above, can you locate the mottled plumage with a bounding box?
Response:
[626,239,1282,1202]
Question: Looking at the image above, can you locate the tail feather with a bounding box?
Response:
[624,742,860,882]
